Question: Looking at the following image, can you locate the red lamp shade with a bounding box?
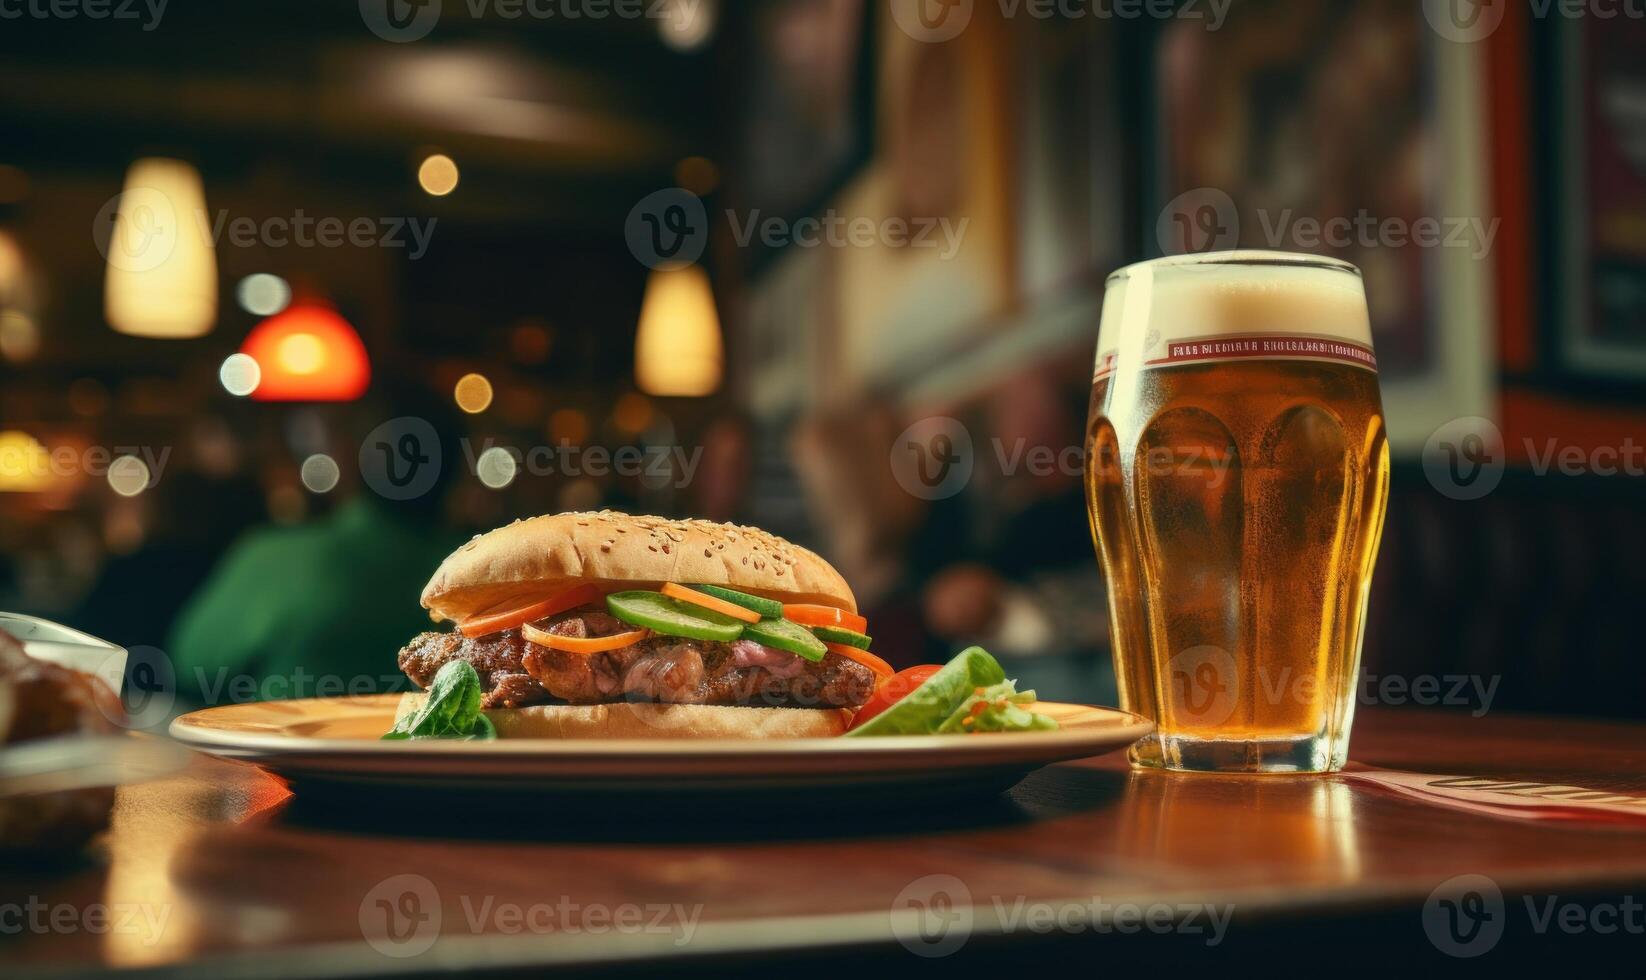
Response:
[240,304,370,402]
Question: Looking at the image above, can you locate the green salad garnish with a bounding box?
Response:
[382,660,497,741]
[844,647,1058,737]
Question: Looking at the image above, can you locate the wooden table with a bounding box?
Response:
[6,709,1646,976]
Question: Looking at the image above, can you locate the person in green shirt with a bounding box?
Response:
[168,382,467,706]
[168,495,464,706]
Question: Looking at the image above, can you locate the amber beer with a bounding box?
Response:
[1085,252,1389,773]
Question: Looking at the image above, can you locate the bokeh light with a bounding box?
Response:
[476,446,518,489]
[0,430,50,492]
[418,153,460,196]
[0,310,39,362]
[549,408,589,445]
[68,379,111,418]
[267,484,306,525]
[107,455,151,497]
[612,392,655,434]
[219,353,262,397]
[454,372,494,414]
[509,320,552,364]
[674,156,720,196]
[300,453,341,493]
[236,274,292,317]
[657,0,716,51]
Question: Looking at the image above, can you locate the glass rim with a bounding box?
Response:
[1106,250,1362,284]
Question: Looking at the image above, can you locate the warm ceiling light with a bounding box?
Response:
[104,157,218,338]
[0,430,50,493]
[418,153,460,196]
[239,304,371,402]
[276,333,325,375]
[634,263,722,397]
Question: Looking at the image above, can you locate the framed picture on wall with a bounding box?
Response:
[1553,14,1646,381]
[1151,0,1497,451]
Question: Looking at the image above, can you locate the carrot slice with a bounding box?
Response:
[782,604,868,633]
[825,642,893,679]
[522,623,649,654]
[660,582,762,624]
[459,584,606,637]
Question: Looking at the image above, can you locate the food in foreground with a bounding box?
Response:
[391,512,879,739]
[0,631,124,849]
[382,661,495,740]
[844,647,1057,736]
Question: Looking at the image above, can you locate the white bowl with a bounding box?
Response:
[0,612,127,695]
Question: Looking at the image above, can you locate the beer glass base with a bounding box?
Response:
[1154,733,1346,774]
[1126,740,1164,769]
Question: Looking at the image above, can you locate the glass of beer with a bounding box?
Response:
[1085,252,1389,773]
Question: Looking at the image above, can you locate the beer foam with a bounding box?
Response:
[1097,252,1373,362]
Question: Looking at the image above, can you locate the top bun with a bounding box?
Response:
[421,511,856,623]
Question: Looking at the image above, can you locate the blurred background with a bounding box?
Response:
[0,0,1643,717]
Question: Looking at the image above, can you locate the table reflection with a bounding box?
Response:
[1114,771,1364,885]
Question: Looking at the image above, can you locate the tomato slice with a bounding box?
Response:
[660,583,762,624]
[825,642,893,679]
[458,584,605,637]
[847,664,942,730]
[522,623,649,654]
[781,603,868,633]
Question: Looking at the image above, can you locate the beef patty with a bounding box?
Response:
[397,628,544,709]
[398,607,874,709]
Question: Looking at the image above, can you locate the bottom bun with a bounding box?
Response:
[394,694,851,739]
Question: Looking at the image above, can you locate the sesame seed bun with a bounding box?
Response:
[394,693,852,740]
[420,511,857,624]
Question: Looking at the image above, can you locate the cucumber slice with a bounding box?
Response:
[742,617,827,662]
[688,584,784,619]
[605,591,747,643]
[812,625,872,650]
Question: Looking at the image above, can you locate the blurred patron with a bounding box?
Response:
[791,400,966,667]
[922,373,1112,702]
[167,383,463,704]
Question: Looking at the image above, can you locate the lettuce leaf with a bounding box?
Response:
[844,646,1058,736]
[382,660,497,740]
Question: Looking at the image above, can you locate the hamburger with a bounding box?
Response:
[394,512,888,739]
